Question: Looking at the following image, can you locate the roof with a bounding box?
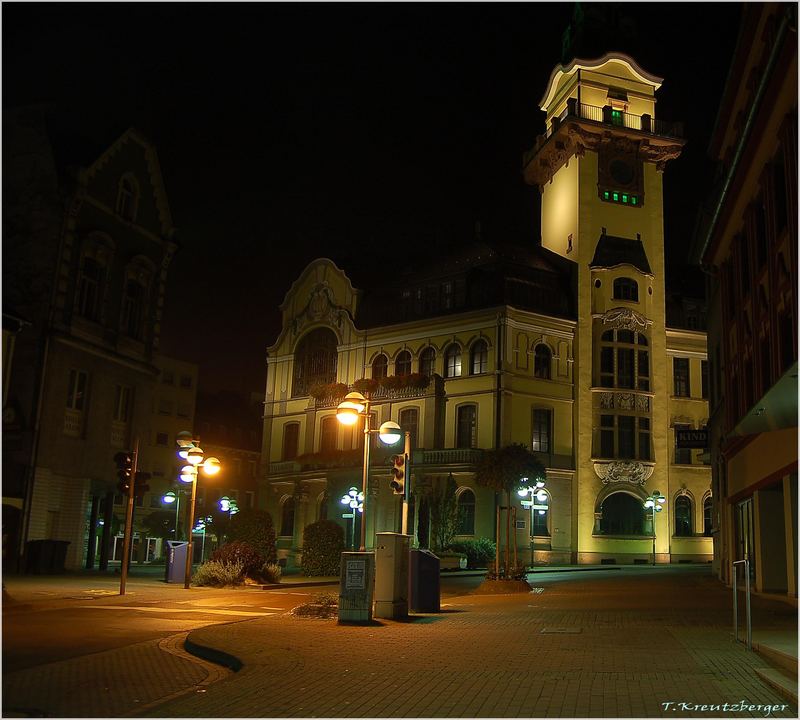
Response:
[590,232,652,274]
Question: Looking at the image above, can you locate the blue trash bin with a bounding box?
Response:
[165,541,188,583]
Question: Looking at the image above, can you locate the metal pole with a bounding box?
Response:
[744,559,752,650]
[401,431,411,535]
[184,469,198,589]
[652,507,656,566]
[733,560,739,643]
[174,493,181,541]
[359,399,371,552]
[119,438,139,596]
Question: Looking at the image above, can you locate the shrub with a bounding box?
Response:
[301,520,344,576]
[448,537,496,569]
[211,541,264,577]
[260,562,282,583]
[226,509,277,564]
[192,559,244,587]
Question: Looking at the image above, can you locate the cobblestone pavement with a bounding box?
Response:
[144,571,797,718]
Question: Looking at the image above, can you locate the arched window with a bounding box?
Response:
[531,489,550,537]
[77,256,105,322]
[675,495,692,536]
[420,346,436,376]
[116,175,139,222]
[703,496,713,536]
[317,492,328,521]
[456,404,477,448]
[444,344,462,378]
[283,423,300,461]
[292,328,338,398]
[456,488,476,535]
[121,263,150,341]
[599,492,646,535]
[372,354,388,379]
[279,496,295,537]
[613,277,639,302]
[395,350,412,376]
[320,416,338,452]
[399,407,419,449]
[533,344,551,379]
[470,340,488,375]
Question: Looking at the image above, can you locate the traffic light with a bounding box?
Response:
[114,451,133,494]
[390,453,408,497]
[133,471,151,498]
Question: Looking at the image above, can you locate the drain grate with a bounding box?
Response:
[541,627,581,634]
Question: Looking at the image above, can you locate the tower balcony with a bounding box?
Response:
[523,97,685,187]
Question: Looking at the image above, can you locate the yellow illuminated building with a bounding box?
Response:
[260,54,712,569]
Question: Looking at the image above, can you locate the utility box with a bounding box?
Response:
[338,551,375,624]
[409,548,440,612]
[165,541,188,583]
[374,532,410,619]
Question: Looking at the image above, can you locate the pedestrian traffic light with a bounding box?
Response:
[390,453,408,497]
[133,471,151,497]
[114,451,133,494]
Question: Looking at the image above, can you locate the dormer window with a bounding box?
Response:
[613,277,639,302]
[116,175,139,222]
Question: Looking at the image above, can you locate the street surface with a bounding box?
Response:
[2,566,796,718]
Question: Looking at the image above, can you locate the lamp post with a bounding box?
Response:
[644,490,666,566]
[340,487,363,550]
[518,477,547,570]
[176,432,221,588]
[335,391,402,551]
[162,490,181,540]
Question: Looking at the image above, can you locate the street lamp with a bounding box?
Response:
[644,490,666,566]
[162,490,181,539]
[340,486,364,550]
[518,477,547,570]
[176,433,222,588]
[335,391,401,551]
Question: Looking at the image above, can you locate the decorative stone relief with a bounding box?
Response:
[601,307,652,331]
[616,393,635,411]
[599,392,614,409]
[593,460,654,486]
[636,395,651,413]
[290,282,349,338]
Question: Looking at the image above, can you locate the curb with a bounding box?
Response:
[184,634,244,672]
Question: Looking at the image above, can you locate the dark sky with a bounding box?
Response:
[3,3,742,396]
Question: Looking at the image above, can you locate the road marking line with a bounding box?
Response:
[77,606,275,617]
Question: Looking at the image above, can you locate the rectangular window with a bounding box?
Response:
[67,370,88,410]
[113,385,131,422]
[617,348,634,389]
[245,491,255,509]
[673,358,690,397]
[637,350,650,391]
[155,432,168,446]
[399,408,419,450]
[180,375,192,389]
[283,423,300,461]
[638,417,651,461]
[531,408,552,453]
[600,347,614,387]
[618,416,635,459]
[600,415,614,458]
[158,397,172,415]
[701,360,709,400]
[320,417,338,452]
[456,405,477,449]
[162,371,174,385]
[233,458,242,476]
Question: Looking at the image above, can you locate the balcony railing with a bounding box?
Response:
[314,380,432,409]
[545,99,684,140]
[416,448,483,466]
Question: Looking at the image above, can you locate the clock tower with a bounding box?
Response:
[524,53,685,562]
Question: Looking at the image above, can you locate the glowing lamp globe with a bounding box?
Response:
[187,446,204,465]
[203,456,221,475]
[336,392,366,425]
[378,421,402,445]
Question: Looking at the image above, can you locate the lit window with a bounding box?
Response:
[470,340,488,375]
[531,408,551,453]
[420,347,436,376]
[445,345,462,378]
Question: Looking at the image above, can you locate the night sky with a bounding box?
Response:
[3,3,742,397]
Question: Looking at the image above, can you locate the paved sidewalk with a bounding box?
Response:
[144,570,796,718]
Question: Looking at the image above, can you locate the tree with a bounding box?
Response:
[140,510,176,541]
[474,444,546,577]
[428,474,459,552]
[226,508,277,564]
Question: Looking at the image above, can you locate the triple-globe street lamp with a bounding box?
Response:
[176,431,221,588]
[335,391,402,551]
[644,490,666,566]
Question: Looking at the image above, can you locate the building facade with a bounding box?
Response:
[692,3,797,597]
[260,54,713,570]
[3,116,178,570]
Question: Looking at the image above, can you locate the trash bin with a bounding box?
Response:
[25,539,70,574]
[165,541,188,583]
[409,548,440,612]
